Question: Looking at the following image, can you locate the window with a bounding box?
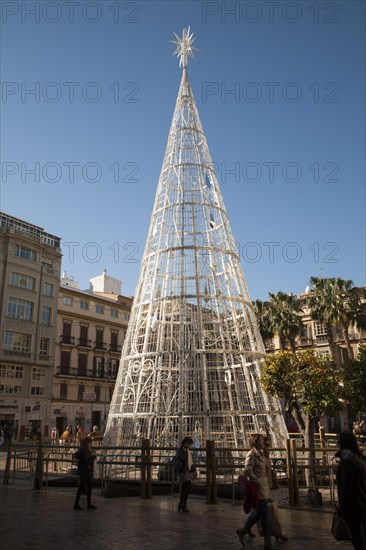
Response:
[94,385,101,401]
[40,338,50,357]
[14,244,37,262]
[0,365,23,379]
[60,351,70,374]
[7,297,33,321]
[31,386,45,396]
[60,383,68,399]
[95,357,103,377]
[123,313,130,321]
[43,282,53,297]
[41,306,52,325]
[4,331,31,353]
[78,354,87,377]
[10,272,35,291]
[110,359,118,378]
[95,328,104,349]
[79,325,89,346]
[313,323,327,336]
[32,367,46,381]
[42,261,53,274]
[80,301,89,311]
[63,296,73,306]
[96,305,104,314]
[78,384,85,401]
[0,384,22,394]
[110,308,118,318]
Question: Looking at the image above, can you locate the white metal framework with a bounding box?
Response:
[105,29,287,451]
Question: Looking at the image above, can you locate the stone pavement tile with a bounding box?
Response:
[1,486,353,550]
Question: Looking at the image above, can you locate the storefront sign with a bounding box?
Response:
[83,392,96,402]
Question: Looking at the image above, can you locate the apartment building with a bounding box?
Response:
[53,271,132,437]
[0,213,61,439]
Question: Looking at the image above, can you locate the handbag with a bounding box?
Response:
[331,506,351,541]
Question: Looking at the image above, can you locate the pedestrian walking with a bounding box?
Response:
[236,433,275,549]
[176,436,196,512]
[336,432,366,550]
[73,437,97,510]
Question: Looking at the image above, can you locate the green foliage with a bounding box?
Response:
[261,350,342,421]
[342,346,366,411]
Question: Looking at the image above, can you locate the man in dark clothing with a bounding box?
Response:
[73,436,97,510]
[336,432,366,550]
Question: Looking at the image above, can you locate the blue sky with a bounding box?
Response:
[1,0,365,300]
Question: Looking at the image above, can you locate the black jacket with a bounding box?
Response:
[176,445,190,474]
[336,449,366,522]
[74,448,96,478]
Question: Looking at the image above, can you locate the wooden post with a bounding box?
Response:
[32,442,43,490]
[146,438,152,499]
[3,439,12,485]
[319,426,326,466]
[290,439,299,505]
[206,439,212,504]
[140,439,147,499]
[210,440,217,504]
[285,439,295,506]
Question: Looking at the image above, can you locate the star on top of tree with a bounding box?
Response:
[171,27,199,69]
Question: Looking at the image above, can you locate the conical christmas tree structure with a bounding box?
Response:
[105,29,287,451]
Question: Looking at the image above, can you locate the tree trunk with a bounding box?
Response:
[342,324,354,359]
[303,416,317,488]
[326,324,338,361]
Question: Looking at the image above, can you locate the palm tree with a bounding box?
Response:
[307,277,338,358]
[308,277,366,360]
[252,299,274,345]
[267,291,302,352]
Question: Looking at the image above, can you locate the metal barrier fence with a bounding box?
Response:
[3,433,365,505]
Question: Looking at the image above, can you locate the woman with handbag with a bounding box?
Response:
[176,436,196,512]
[336,432,366,549]
[236,433,275,550]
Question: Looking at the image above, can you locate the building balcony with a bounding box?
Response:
[60,335,75,345]
[3,349,31,358]
[94,341,107,351]
[299,338,313,346]
[78,338,91,348]
[56,365,116,380]
[109,343,122,353]
[315,335,328,342]
[58,365,70,375]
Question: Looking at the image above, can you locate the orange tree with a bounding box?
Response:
[261,350,342,487]
[342,346,366,414]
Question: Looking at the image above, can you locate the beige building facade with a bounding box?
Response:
[0,213,61,439]
[53,275,132,438]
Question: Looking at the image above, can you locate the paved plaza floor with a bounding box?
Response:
[1,484,353,550]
